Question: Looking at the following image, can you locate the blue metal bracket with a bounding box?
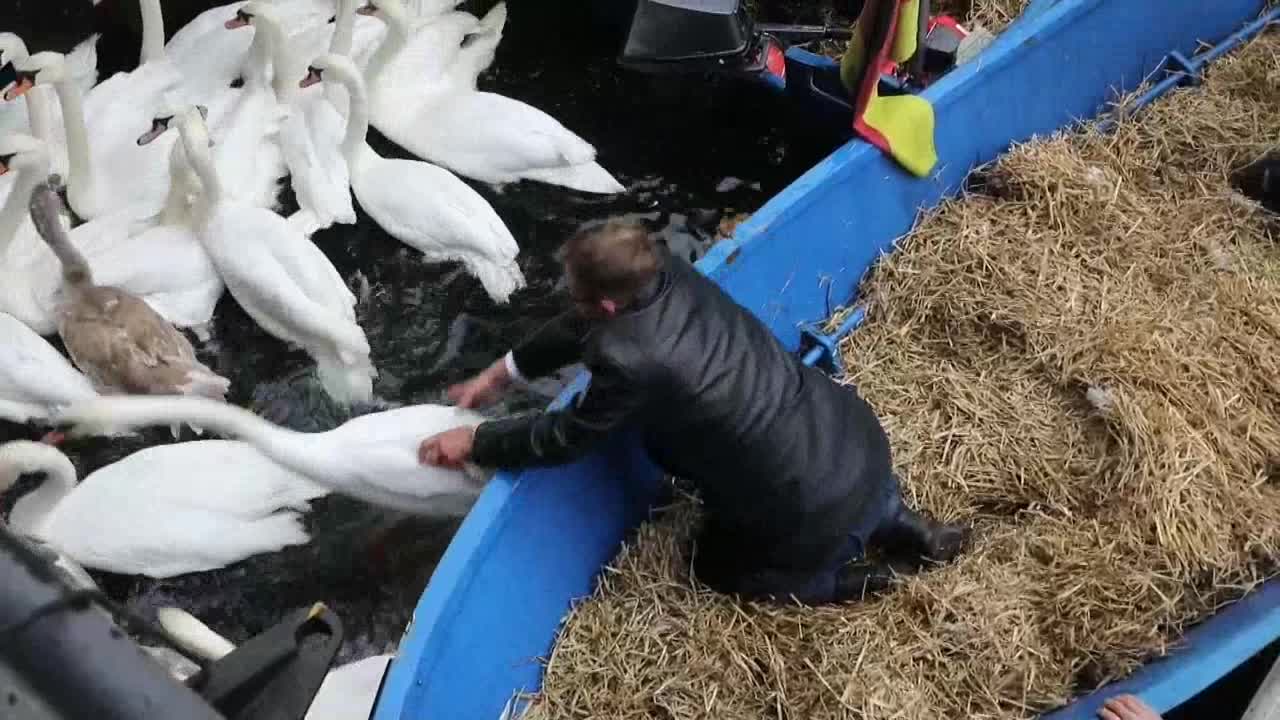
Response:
[797,306,867,372]
[1100,11,1280,132]
[1165,50,1199,85]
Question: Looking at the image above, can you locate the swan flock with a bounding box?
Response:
[0,0,625,677]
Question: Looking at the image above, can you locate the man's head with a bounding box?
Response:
[560,220,661,320]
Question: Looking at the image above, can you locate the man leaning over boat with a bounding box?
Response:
[418,219,967,605]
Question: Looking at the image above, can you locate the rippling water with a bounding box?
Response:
[3,0,836,664]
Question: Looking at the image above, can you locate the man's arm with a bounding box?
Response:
[471,358,645,468]
[447,311,590,409]
[508,311,590,382]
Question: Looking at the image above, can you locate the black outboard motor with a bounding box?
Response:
[0,526,345,720]
[0,529,224,720]
[619,0,853,77]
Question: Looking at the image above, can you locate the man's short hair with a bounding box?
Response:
[560,219,661,305]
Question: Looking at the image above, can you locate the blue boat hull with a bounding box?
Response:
[373,2,1279,718]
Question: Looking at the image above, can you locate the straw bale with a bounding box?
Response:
[520,29,1280,720]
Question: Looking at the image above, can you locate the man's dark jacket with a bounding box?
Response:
[472,250,894,571]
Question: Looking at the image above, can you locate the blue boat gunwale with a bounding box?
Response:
[372,2,1280,719]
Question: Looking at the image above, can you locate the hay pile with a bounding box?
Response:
[520,30,1280,720]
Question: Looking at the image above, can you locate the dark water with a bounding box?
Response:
[2,0,835,664]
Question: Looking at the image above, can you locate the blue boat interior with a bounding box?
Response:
[371,2,1280,719]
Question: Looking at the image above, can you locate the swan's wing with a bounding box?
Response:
[337,404,484,437]
[0,313,97,409]
[357,156,518,263]
[211,89,287,211]
[92,440,328,514]
[83,227,223,328]
[67,33,101,97]
[419,92,598,173]
[265,223,356,319]
[58,287,217,395]
[447,3,506,91]
[81,62,185,215]
[207,208,366,355]
[378,11,482,96]
[82,226,216,297]
[41,499,309,578]
[280,95,354,232]
[166,3,256,93]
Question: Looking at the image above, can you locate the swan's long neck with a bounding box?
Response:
[68,397,331,486]
[161,140,198,225]
[31,188,93,290]
[331,0,359,58]
[157,609,236,661]
[1,443,78,536]
[363,8,411,100]
[327,63,371,168]
[138,0,167,65]
[0,155,49,253]
[240,25,271,91]
[175,116,224,209]
[51,76,94,213]
[24,87,57,150]
[252,16,294,101]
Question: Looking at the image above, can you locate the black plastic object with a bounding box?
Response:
[187,604,344,720]
[0,528,226,720]
[622,0,754,68]
[620,0,854,76]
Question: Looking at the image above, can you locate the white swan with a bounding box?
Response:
[305,53,524,302]
[360,0,626,194]
[7,50,181,221]
[0,439,325,578]
[56,394,492,516]
[140,106,376,405]
[152,0,338,97]
[0,134,222,335]
[29,180,230,400]
[89,137,225,334]
[0,311,98,424]
[0,32,98,162]
[155,607,390,720]
[229,1,356,231]
[0,134,130,333]
[196,8,291,213]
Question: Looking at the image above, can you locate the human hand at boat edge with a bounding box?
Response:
[418,426,477,469]
[1097,695,1162,720]
[447,357,513,409]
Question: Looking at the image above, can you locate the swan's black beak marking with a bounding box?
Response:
[136,116,172,146]
[225,9,253,29]
[300,66,324,89]
[3,71,35,102]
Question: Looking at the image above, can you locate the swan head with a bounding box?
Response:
[300,53,362,91]
[0,133,49,177]
[226,2,282,31]
[5,51,66,101]
[0,33,29,71]
[137,104,208,147]
[356,0,409,24]
[0,441,71,496]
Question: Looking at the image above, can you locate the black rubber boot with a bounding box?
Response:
[832,560,897,602]
[871,504,968,565]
